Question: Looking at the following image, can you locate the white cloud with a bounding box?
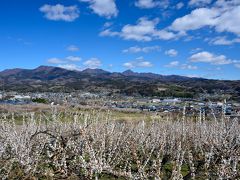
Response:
[47,58,66,64]
[170,2,240,37]
[165,49,178,57]
[123,57,153,69]
[165,61,197,70]
[100,17,180,41]
[176,2,184,9]
[83,58,102,68]
[100,1,240,44]
[120,17,159,41]
[66,56,82,62]
[181,64,198,70]
[215,0,240,8]
[58,64,81,71]
[123,62,135,69]
[170,8,219,32]
[214,6,240,36]
[103,22,113,28]
[138,61,153,67]
[100,1,240,45]
[67,45,79,52]
[79,0,118,18]
[39,4,79,22]
[209,36,240,45]
[122,45,160,53]
[165,61,180,67]
[190,48,202,54]
[189,0,212,7]
[189,51,232,65]
[47,56,81,64]
[154,30,180,40]
[135,0,169,9]
[135,0,156,8]
[99,29,119,37]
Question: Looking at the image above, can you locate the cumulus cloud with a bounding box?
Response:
[100,17,180,41]
[123,62,134,69]
[100,1,240,44]
[83,58,102,68]
[176,2,184,9]
[120,17,159,41]
[181,64,198,70]
[135,0,169,9]
[58,64,82,71]
[170,1,240,37]
[122,46,160,53]
[66,56,82,62]
[170,8,219,32]
[47,56,82,64]
[214,6,240,36]
[47,58,66,64]
[190,48,202,54]
[165,61,197,70]
[123,57,153,69]
[99,29,119,37]
[79,0,118,18]
[154,30,180,40]
[39,4,80,22]
[209,36,240,45]
[189,51,232,65]
[103,22,113,28]
[165,61,180,67]
[189,0,212,7]
[67,45,79,52]
[165,49,178,57]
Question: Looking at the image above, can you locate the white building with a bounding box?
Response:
[11,95,31,100]
[163,98,181,103]
[217,102,224,106]
[152,99,161,103]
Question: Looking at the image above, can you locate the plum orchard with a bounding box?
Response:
[0,110,239,179]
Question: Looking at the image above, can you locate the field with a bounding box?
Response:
[0,105,239,179]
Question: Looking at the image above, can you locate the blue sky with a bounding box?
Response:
[0,0,239,80]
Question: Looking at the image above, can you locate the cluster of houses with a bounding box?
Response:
[0,91,240,117]
[0,92,31,104]
[0,91,104,105]
[104,97,240,117]
[105,100,183,113]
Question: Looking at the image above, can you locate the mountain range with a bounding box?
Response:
[0,66,239,100]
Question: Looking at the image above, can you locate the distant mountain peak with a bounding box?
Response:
[122,69,137,76]
[123,69,134,73]
[0,68,26,76]
[34,65,56,71]
[81,68,110,74]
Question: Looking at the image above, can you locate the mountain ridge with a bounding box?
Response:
[0,66,239,100]
[0,66,204,80]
